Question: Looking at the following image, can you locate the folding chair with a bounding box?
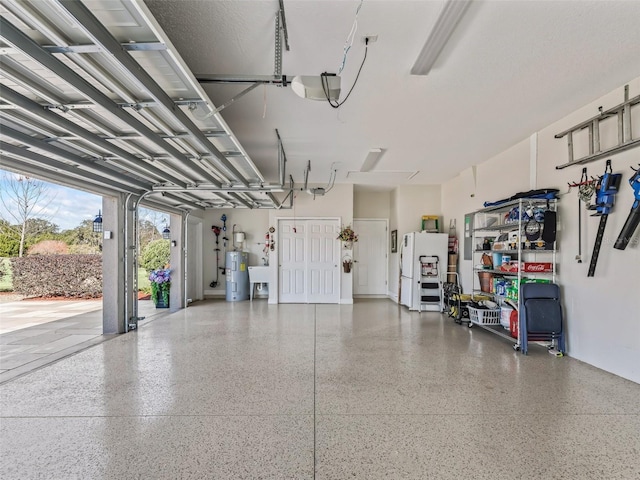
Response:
[519,283,565,355]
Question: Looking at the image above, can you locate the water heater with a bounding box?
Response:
[225,251,249,301]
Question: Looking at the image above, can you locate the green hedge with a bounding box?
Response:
[11,254,102,298]
[140,239,170,273]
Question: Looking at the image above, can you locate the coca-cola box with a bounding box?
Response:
[522,262,553,273]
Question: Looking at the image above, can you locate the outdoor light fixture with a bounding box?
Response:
[410,0,471,76]
[162,225,171,240]
[93,210,103,233]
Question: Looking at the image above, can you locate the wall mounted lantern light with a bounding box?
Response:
[162,225,171,240]
[93,210,103,233]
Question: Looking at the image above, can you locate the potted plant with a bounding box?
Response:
[337,225,358,249]
[149,268,171,308]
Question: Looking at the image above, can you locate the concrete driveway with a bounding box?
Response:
[0,297,166,384]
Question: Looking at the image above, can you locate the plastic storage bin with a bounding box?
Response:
[468,306,502,326]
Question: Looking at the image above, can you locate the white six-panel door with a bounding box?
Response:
[279,219,339,303]
[353,219,388,295]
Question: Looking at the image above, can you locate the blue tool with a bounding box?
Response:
[614,164,640,250]
[587,160,622,277]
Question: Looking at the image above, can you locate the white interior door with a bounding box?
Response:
[353,219,388,295]
[307,220,339,303]
[278,219,339,303]
[279,220,306,303]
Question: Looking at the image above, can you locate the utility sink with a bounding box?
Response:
[248,266,269,283]
[248,266,270,300]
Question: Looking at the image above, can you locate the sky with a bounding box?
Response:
[0,169,103,231]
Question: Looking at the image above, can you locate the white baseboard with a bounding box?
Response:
[204,289,225,297]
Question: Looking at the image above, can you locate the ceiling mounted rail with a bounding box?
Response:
[1,98,207,111]
[56,0,251,187]
[0,42,168,55]
[152,185,286,193]
[0,16,225,188]
[276,128,288,187]
[278,0,291,53]
[0,86,188,187]
[160,192,205,210]
[0,0,281,210]
[195,0,291,93]
[227,192,254,209]
[0,125,152,190]
[0,142,144,194]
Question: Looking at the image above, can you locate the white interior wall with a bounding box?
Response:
[354,191,392,298]
[536,77,640,383]
[441,76,640,383]
[388,185,442,301]
[354,190,391,218]
[389,189,399,300]
[441,173,476,294]
[268,183,355,303]
[193,79,639,382]
[203,208,269,297]
[186,218,203,302]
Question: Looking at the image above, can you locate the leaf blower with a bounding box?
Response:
[587,160,622,277]
[613,164,640,251]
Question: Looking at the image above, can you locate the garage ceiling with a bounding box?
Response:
[145,0,640,188]
[0,0,283,212]
[2,0,640,209]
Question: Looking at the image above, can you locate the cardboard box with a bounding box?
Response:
[447,254,458,283]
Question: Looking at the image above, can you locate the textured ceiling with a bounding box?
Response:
[144,0,640,188]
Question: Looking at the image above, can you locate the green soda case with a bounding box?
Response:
[520,278,551,284]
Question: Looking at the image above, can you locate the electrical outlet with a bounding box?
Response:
[363,34,378,44]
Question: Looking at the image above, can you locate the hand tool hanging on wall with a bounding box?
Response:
[587,160,622,277]
[263,226,276,257]
[210,225,222,288]
[568,168,597,263]
[220,214,229,272]
[220,214,228,250]
[613,164,640,250]
[263,232,270,256]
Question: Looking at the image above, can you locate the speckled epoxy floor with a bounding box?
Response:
[0,298,638,479]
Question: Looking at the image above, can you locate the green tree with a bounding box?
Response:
[138,208,168,254]
[0,174,57,257]
[0,219,19,257]
[60,219,101,254]
[140,239,170,273]
[26,218,59,240]
[138,219,161,253]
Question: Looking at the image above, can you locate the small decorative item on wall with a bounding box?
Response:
[391,229,398,253]
[337,224,358,250]
[342,255,353,273]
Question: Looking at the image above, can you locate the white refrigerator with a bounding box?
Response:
[400,232,449,311]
